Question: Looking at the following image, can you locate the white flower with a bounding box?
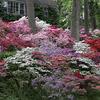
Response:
[73,41,91,54]
[77,57,95,66]
[5,47,38,68]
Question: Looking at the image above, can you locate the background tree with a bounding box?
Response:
[84,0,89,33]
[71,0,80,41]
[89,0,97,30]
[95,0,100,28]
[57,0,72,28]
[0,0,5,18]
[26,0,36,33]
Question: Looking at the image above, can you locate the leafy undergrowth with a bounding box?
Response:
[0,77,100,100]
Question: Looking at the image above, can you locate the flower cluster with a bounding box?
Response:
[70,57,96,75]
[43,26,75,48]
[0,33,36,50]
[49,55,70,68]
[85,38,100,52]
[0,17,100,98]
[83,52,100,64]
[5,47,37,68]
[92,29,100,35]
[73,41,91,54]
[5,47,51,77]
[9,16,50,34]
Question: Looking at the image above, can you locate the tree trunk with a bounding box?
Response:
[90,13,96,30]
[92,15,96,29]
[89,0,97,30]
[26,0,36,33]
[84,0,89,33]
[71,0,80,41]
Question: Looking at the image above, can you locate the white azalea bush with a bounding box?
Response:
[70,57,97,76]
[73,41,91,54]
[5,47,51,77]
[5,47,37,68]
[35,17,50,30]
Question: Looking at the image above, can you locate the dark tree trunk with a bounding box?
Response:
[92,15,96,29]
[89,0,97,30]
[84,0,89,33]
[71,0,80,41]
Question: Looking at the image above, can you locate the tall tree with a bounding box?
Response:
[71,0,80,41]
[57,0,72,28]
[89,0,97,30]
[84,0,89,33]
[26,0,36,33]
[0,0,5,18]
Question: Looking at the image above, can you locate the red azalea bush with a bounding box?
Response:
[0,17,75,50]
[80,30,100,65]
[85,38,100,52]
[32,51,51,66]
[0,33,36,50]
[49,55,70,68]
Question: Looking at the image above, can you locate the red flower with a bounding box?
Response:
[32,51,44,60]
[74,71,84,79]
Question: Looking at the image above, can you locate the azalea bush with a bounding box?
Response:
[0,33,36,50]
[0,17,100,100]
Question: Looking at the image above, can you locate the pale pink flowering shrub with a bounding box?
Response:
[28,26,74,48]
[93,29,100,35]
[9,16,50,34]
[43,26,75,48]
[9,17,31,34]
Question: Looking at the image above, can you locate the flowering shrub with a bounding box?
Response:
[92,29,100,35]
[31,67,100,99]
[9,16,50,34]
[0,17,100,100]
[0,33,36,50]
[49,55,70,68]
[39,42,77,57]
[82,52,100,64]
[43,26,75,48]
[5,47,37,68]
[5,47,51,76]
[70,57,97,77]
[85,38,100,52]
[73,41,91,54]
[82,31,100,65]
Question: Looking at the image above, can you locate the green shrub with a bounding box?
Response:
[2,14,21,21]
[0,51,16,60]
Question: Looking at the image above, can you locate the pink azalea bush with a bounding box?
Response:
[0,33,36,50]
